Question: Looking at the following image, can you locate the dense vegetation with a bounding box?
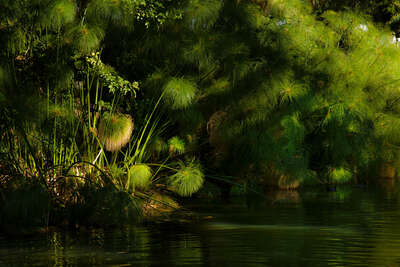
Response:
[2,0,400,228]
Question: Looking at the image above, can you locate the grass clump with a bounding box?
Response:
[163,78,197,110]
[168,161,204,197]
[128,164,152,190]
[98,112,133,152]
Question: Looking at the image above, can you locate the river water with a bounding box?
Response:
[1,184,400,266]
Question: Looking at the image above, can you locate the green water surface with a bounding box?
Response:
[1,184,400,266]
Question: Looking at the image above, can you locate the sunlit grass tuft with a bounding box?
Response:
[128,164,152,190]
[168,161,204,197]
[98,112,133,152]
[163,78,197,110]
[168,136,186,156]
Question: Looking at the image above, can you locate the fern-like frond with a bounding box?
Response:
[168,136,186,155]
[86,0,136,27]
[168,161,204,197]
[182,35,217,73]
[98,112,133,151]
[46,0,76,29]
[241,2,270,30]
[67,24,104,54]
[322,103,346,127]
[171,105,205,132]
[281,113,305,145]
[128,164,152,190]
[374,113,400,144]
[279,79,307,105]
[204,78,231,97]
[144,68,169,94]
[184,0,222,30]
[163,77,197,109]
[149,136,168,157]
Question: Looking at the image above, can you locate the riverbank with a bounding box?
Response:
[2,186,400,266]
[1,175,398,237]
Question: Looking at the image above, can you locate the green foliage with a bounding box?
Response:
[0,0,193,229]
[71,183,142,225]
[281,114,305,146]
[47,0,76,28]
[149,136,168,157]
[168,136,186,155]
[85,52,139,96]
[375,114,400,143]
[149,136,167,154]
[5,0,400,231]
[168,161,204,197]
[135,0,184,27]
[128,164,152,190]
[86,0,183,28]
[163,77,198,110]
[86,0,137,26]
[69,24,105,54]
[310,0,400,26]
[0,182,51,227]
[329,167,353,183]
[98,112,133,151]
[124,0,400,186]
[184,0,222,30]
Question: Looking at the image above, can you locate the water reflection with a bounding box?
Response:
[2,186,400,266]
